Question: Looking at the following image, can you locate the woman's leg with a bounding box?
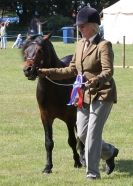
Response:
[76,105,90,144]
[3,37,7,48]
[85,100,113,177]
[1,37,3,48]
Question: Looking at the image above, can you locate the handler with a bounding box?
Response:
[38,6,119,180]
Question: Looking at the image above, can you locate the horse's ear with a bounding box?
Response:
[43,32,52,40]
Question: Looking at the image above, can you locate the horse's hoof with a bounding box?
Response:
[42,168,52,174]
[74,161,82,168]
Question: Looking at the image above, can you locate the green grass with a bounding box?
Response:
[113,44,133,67]
[0,41,133,186]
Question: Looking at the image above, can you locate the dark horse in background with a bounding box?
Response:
[22,34,84,173]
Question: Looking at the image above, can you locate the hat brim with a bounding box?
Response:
[73,21,87,27]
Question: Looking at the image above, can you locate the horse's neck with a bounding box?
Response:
[49,45,63,68]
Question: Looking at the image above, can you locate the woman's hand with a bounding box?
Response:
[85,77,99,88]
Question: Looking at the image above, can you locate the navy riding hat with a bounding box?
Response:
[75,6,101,26]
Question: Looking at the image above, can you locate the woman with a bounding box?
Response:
[38,6,119,180]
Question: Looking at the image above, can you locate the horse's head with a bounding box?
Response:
[22,33,52,80]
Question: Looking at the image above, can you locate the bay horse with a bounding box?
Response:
[22,34,84,173]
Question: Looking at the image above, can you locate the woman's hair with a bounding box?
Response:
[90,23,99,34]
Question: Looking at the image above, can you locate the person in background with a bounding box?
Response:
[12,34,23,48]
[38,6,119,181]
[28,16,40,35]
[0,21,9,49]
[28,14,47,36]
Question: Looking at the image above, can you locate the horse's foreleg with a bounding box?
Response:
[67,123,82,168]
[41,117,54,174]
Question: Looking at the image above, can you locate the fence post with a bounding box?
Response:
[122,36,125,68]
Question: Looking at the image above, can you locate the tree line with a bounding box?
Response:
[0,0,118,31]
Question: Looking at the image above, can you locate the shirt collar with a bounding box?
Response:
[83,34,97,44]
[89,34,97,44]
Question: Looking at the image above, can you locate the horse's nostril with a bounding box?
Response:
[23,66,32,77]
[26,66,32,71]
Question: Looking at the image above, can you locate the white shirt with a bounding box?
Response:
[89,34,97,44]
[83,34,97,52]
[0,25,6,36]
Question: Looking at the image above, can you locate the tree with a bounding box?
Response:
[0,0,119,25]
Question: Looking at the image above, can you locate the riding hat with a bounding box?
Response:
[75,6,101,26]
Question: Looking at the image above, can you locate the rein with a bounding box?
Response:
[45,76,86,87]
[45,75,92,106]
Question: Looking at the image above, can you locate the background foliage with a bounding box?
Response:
[0,0,119,25]
[0,0,120,35]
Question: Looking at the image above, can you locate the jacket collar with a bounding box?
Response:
[92,33,101,44]
[82,34,101,60]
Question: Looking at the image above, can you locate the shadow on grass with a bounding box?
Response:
[117,159,133,176]
[101,159,133,178]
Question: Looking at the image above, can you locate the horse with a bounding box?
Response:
[22,34,84,173]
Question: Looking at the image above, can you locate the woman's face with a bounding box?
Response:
[78,23,95,40]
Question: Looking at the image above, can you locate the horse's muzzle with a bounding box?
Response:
[23,66,37,80]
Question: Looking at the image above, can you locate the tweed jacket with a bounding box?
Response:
[45,34,117,104]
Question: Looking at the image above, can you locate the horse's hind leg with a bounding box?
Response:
[41,116,54,174]
[77,138,86,167]
[66,122,82,168]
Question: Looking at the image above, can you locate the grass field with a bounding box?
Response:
[0,41,133,186]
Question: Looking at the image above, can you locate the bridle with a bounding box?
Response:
[24,40,86,86]
[24,41,42,65]
[23,41,43,79]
